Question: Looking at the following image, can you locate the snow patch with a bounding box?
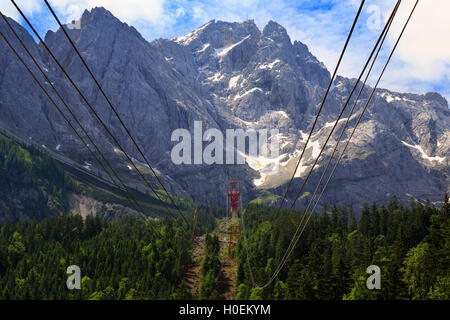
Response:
[214,35,251,59]
[258,59,281,70]
[233,87,263,101]
[274,132,290,149]
[236,110,289,128]
[380,92,413,103]
[228,75,241,89]
[275,110,289,118]
[242,151,284,187]
[196,43,210,53]
[321,111,359,130]
[174,21,212,45]
[299,130,308,143]
[83,161,92,171]
[208,72,226,82]
[401,141,446,163]
[250,131,323,188]
[323,117,348,129]
[332,81,345,90]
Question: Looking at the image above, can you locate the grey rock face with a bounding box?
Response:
[0,8,448,212]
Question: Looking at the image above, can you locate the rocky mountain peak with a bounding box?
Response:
[262,20,290,42]
[424,92,448,108]
[174,19,260,51]
[80,7,120,26]
[44,6,134,46]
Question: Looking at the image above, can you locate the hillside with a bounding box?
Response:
[0,132,193,222]
[0,133,74,222]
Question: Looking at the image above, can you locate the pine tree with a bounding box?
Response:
[349,206,357,232]
[359,204,371,237]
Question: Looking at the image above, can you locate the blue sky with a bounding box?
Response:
[1,0,449,103]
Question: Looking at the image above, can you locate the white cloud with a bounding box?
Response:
[89,0,165,23]
[376,0,449,99]
[0,0,42,20]
[388,0,450,80]
[1,0,166,26]
[48,0,165,24]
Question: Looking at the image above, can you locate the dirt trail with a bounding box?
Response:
[185,218,238,300]
[185,235,205,297]
[218,240,237,300]
[215,218,238,300]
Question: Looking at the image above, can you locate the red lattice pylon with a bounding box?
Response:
[227,180,241,259]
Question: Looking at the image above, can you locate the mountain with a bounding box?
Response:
[0,7,448,212]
